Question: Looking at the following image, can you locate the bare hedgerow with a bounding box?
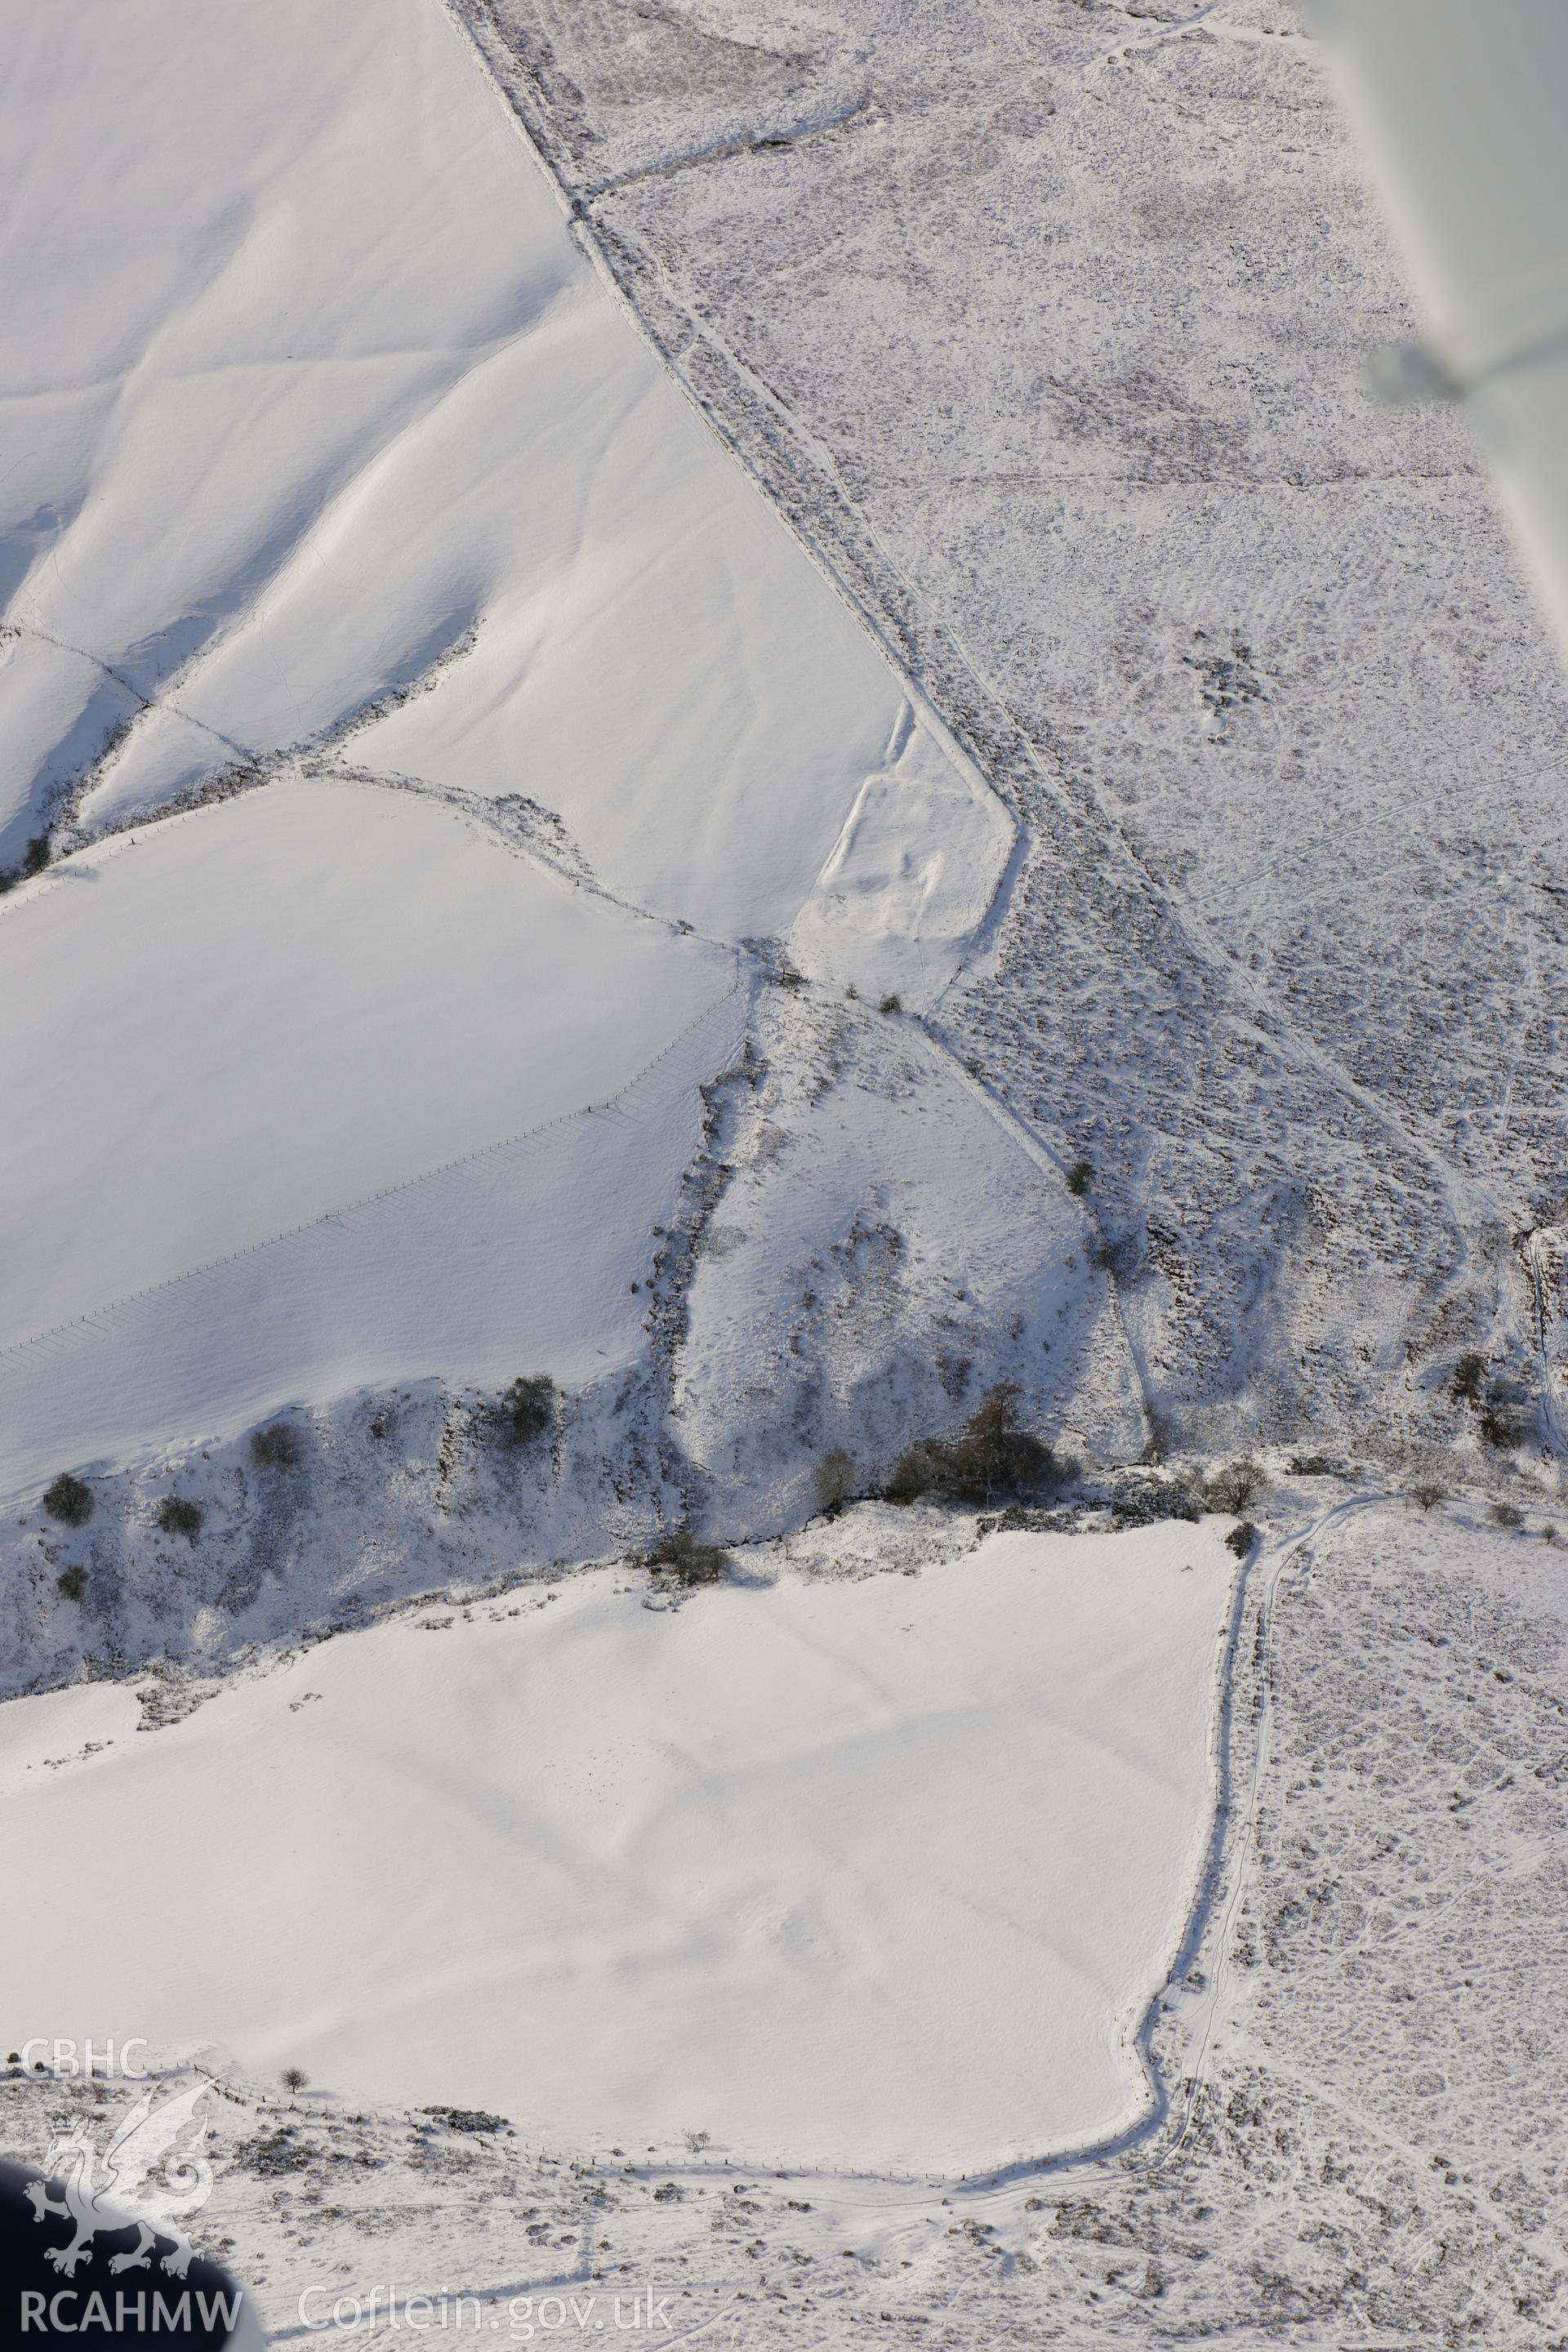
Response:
[643,1524,728,1588]
[42,1473,94,1527]
[250,1423,302,1472]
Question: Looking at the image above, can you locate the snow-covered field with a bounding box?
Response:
[3,1525,1232,2173]
[9,1488,1567,2350]
[0,777,737,1493]
[2,780,724,1329]
[2,0,954,935]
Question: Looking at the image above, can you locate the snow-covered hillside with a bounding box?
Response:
[465,0,1568,1478]
[0,0,1067,1535]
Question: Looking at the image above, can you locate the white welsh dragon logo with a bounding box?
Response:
[24,2081,213,2279]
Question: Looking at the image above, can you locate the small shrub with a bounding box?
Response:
[1224,1521,1258,1559]
[422,2105,508,2134]
[1490,1500,1525,1530]
[56,1566,88,1603]
[1065,1159,1094,1198]
[683,2129,711,2155]
[235,2128,310,2175]
[1407,1481,1446,1512]
[1450,1352,1486,1405]
[644,1524,728,1587]
[502,1374,556,1446]
[814,1448,856,1517]
[878,992,902,1015]
[250,1423,302,1472]
[157,1495,204,1541]
[1203,1458,1267,1515]
[280,2067,309,2095]
[42,1473,94,1527]
[1289,1453,1334,1477]
[1099,1471,1195,1529]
